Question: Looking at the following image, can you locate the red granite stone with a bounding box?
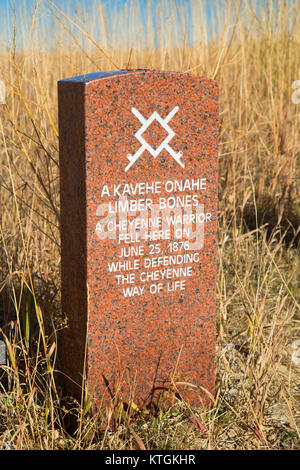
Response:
[58,70,219,409]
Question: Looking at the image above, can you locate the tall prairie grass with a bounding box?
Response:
[0,0,299,449]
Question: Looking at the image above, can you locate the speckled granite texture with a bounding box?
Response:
[58,70,219,408]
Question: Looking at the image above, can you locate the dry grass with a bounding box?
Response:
[0,0,299,450]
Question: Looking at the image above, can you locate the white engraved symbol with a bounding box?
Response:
[125,106,184,172]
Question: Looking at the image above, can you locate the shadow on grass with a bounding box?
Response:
[242,195,300,247]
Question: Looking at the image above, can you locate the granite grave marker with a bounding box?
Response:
[58,70,218,407]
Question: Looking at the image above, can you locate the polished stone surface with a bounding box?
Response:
[58,70,219,408]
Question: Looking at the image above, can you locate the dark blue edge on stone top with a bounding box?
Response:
[58,70,144,84]
[58,70,219,86]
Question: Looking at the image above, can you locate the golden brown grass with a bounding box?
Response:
[0,0,299,450]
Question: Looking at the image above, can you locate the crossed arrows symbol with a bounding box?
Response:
[125,106,184,172]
